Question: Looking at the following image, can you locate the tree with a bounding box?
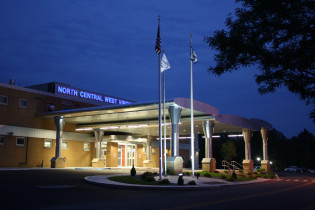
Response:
[204,0,315,120]
[221,141,237,162]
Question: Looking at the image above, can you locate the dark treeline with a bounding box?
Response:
[198,129,315,170]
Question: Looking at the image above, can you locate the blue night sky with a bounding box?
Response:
[0,0,313,138]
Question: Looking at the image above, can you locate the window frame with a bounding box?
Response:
[62,141,68,149]
[19,99,28,109]
[44,139,52,149]
[83,142,90,151]
[16,137,25,147]
[0,95,8,105]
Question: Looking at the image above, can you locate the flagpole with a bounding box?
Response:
[158,16,163,181]
[163,64,167,176]
[190,34,195,178]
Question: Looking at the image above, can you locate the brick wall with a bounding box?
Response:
[136,144,143,167]
[106,142,118,167]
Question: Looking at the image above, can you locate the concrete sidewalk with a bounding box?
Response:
[84,174,270,190]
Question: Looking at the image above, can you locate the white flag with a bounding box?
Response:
[161,53,171,72]
[190,47,198,64]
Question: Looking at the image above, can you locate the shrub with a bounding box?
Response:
[247,172,252,176]
[239,169,243,173]
[188,180,196,185]
[178,176,184,185]
[224,170,228,174]
[204,173,211,178]
[145,176,156,182]
[168,170,176,175]
[130,165,136,176]
[200,171,211,177]
[141,171,153,180]
[227,177,234,182]
[221,174,226,179]
[159,179,170,185]
[231,171,237,180]
[214,170,219,173]
[253,172,258,175]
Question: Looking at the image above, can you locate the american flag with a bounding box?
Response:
[155,20,161,54]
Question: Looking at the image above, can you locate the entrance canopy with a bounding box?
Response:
[42,98,272,137]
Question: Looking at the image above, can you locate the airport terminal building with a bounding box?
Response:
[0,81,272,173]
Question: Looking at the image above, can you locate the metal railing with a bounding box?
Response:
[231,161,243,171]
[222,160,234,171]
[222,160,243,171]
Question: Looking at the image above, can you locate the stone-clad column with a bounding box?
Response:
[166,104,183,174]
[202,121,216,172]
[261,127,270,173]
[51,116,66,168]
[242,128,253,173]
[92,128,105,167]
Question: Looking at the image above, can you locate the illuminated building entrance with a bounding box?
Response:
[101,142,136,167]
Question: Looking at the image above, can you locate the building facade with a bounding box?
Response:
[0,81,193,168]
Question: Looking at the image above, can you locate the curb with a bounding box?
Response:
[84,175,270,191]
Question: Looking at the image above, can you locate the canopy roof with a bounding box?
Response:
[42,98,272,137]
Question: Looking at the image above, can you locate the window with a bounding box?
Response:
[0,95,8,105]
[62,141,68,149]
[84,143,90,151]
[16,137,25,147]
[0,136,5,146]
[19,99,28,108]
[44,139,52,149]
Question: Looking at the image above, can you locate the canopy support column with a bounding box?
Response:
[166,104,183,174]
[92,128,105,167]
[242,128,253,173]
[201,120,216,172]
[261,127,270,173]
[51,116,66,168]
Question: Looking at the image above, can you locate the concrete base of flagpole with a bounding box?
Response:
[202,158,216,172]
[166,156,183,175]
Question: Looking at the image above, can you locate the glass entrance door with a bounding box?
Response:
[118,146,122,167]
[126,145,135,167]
